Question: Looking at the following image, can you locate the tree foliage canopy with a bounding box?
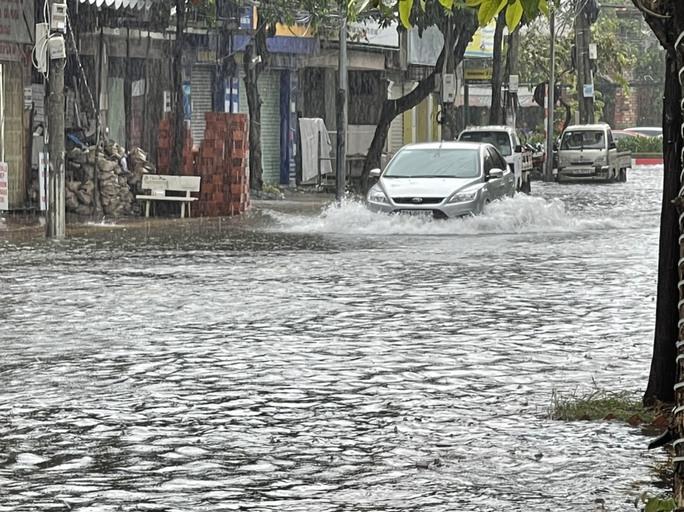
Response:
[355,0,548,31]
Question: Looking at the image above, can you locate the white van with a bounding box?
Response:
[458,126,532,193]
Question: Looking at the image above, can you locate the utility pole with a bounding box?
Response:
[441,14,455,141]
[47,1,67,238]
[544,5,556,182]
[335,15,347,202]
[575,0,595,124]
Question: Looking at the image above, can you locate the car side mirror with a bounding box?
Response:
[514,145,523,153]
[488,168,504,180]
[609,141,617,149]
[369,168,382,179]
[553,143,559,151]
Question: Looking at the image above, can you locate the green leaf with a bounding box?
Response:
[505,0,523,31]
[419,0,426,11]
[465,0,484,7]
[399,0,413,27]
[538,0,548,15]
[477,0,506,25]
[438,0,454,9]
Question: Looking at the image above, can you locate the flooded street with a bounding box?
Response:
[0,167,666,511]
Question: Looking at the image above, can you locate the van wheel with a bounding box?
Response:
[619,168,627,182]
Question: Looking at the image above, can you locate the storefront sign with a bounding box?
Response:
[0,162,8,211]
[464,68,492,81]
[0,0,33,45]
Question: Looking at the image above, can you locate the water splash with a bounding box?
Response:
[266,194,623,236]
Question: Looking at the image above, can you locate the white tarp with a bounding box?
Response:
[299,118,332,183]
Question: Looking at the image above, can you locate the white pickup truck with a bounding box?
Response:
[458,125,533,193]
[557,124,631,183]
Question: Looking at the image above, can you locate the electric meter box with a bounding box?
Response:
[48,36,66,60]
[51,2,67,33]
[441,73,456,104]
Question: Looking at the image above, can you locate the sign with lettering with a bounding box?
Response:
[0,162,9,210]
[0,0,33,45]
[39,152,48,211]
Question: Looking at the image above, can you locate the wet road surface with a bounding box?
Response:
[0,167,666,510]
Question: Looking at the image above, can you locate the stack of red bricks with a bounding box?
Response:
[196,113,250,217]
[156,117,194,175]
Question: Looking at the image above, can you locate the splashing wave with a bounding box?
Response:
[265,194,623,236]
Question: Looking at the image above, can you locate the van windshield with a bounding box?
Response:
[459,131,512,156]
[561,131,605,150]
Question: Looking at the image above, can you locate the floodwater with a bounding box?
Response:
[0,167,667,511]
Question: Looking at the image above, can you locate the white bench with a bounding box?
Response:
[136,174,201,218]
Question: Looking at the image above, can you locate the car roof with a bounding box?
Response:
[460,125,515,134]
[401,142,487,151]
[564,123,611,131]
[625,126,661,131]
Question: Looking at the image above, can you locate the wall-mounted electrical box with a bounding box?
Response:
[51,2,67,33]
[49,36,66,60]
[441,73,456,104]
[588,43,597,60]
[163,91,172,113]
[35,22,49,73]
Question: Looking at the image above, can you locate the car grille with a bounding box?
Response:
[392,197,444,205]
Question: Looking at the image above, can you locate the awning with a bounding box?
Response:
[78,0,155,10]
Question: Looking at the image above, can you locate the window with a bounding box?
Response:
[561,131,606,150]
[384,148,480,178]
[488,148,507,170]
[483,149,494,173]
[460,131,513,156]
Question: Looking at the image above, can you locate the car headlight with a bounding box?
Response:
[594,156,607,166]
[367,186,389,204]
[447,190,478,204]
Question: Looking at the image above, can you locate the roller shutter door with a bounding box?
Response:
[191,66,213,144]
[239,71,281,184]
[0,61,25,209]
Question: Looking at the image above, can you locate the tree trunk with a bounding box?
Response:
[504,29,520,127]
[489,11,506,125]
[171,0,185,176]
[643,52,681,407]
[361,12,478,191]
[244,21,268,191]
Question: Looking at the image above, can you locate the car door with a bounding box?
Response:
[486,147,507,199]
[494,148,514,196]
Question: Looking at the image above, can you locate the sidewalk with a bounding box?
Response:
[0,189,337,241]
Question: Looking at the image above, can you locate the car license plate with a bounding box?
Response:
[570,169,594,176]
[397,209,433,218]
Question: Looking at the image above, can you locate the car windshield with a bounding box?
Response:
[561,130,606,150]
[459,131,512,156]
[384,148,480,178]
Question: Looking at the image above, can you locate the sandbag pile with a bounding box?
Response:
[65,141,153,217]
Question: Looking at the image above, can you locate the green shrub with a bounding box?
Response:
[617,136,662,154]
[550,388,655,423]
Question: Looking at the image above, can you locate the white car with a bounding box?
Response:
[366,142,515,219]
[624,126,663,138]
